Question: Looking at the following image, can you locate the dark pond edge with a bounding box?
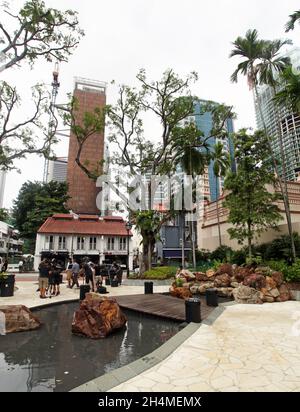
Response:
[70,301,237,392]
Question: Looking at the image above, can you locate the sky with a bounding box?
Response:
[1,0,300,209]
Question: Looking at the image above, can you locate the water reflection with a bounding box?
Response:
[0,302,179,392]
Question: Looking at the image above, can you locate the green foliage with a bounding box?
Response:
[0,0,84,71]
[175,277,184,287]
[224,129,281,258]
[274,66,300,114]
[0,208,10,223]
[267,259,300,282]
[12,181,69,246]
[143,266,177,280]
[210,245,233,262]
[256,233,300,261]
[231,248,247,265]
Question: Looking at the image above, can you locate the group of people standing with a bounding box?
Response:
[38,257,123,299]
[38,258,63,299]
[66,258,123,292]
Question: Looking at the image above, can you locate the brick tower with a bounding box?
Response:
[66,77,106,214]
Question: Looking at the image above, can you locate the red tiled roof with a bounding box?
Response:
[38,215,132,236]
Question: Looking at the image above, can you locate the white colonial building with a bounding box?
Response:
[34,213,133,270]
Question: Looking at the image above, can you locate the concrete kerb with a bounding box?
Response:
[71,303,229,392]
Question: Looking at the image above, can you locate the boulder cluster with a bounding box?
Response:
[170,263,292,304]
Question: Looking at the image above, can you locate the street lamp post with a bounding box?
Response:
[125,220,132,278]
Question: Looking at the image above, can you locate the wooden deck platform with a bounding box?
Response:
[115,293,217,322]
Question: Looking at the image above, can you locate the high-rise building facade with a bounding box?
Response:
[193,99,235,201]
[46,157,68,183]
[255,48,300,181]
[66,77,106,214]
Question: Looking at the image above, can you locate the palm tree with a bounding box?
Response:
[273,65,300,113]
[179,147,207,268]
[286,10,300,32]
[230,29,296,260]
[210,142,230,247]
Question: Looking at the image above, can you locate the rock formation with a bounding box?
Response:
[72,293,127,339]
[0,305,41,334]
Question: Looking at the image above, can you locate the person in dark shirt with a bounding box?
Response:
[83,262,95,292]
[38,259,50,299]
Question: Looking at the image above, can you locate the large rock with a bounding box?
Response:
[170,286,192,300]
[0,305,41,334]
[194,272,207,282]
[206,269,215,279]
[72,293,127,339]
[198,282,215,294]
[190,285,199,294]
[234,267,252,282]
[232,285,262,304]
[276,284,291,302]
[271,272,284,287]
[243,274,266,290]
[216,263,233,276]
[217,287,234,297]
[265,276,277,290]
[214,273,231,288]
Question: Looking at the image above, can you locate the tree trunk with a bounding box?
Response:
[181,212,185,268]
[271,85,296,261]
[247,220,252,260]
[189,219,196,268]
[216,175,222,247]
[254,85,296,261]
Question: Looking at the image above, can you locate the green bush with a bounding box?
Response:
[267,259,300,282]
[143,266,177,280]
[175,277,184,287]
[257,233,300,261]
[231,248,247,265]
[210,245,233,262]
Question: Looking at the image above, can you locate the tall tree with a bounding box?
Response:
[230,29,296,260]
[0,0,84,170]
[285,10,300,32]
[224,129,281,259]
[210,141,230,247]
[273,65,300,113]
[12,181,69,252]
[106,71,234,271]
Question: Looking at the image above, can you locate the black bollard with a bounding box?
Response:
[105,277,111,286]
[79,284,90,301]
[111,279,119,287]
[144,281,153,294]
[185,298,201,323]
[206,288,218,307]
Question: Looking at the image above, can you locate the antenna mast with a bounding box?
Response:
[43,62,60,183]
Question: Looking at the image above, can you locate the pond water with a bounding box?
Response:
[0,302,180,392]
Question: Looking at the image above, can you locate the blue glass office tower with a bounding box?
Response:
[193,100,235,201]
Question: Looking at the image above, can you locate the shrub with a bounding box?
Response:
[143,266,177,280]
[175,278,184,287]
[231,248,247,265]
[210,245,233,262]
[258,233,300,261]
[194,249,212,262]
[267,259,300,282]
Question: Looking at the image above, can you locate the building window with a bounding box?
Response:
[45,235,54,250]
[77,237,85,250]
[58,236,66,250]
[107,237,114,251]
[89,237,97,250]
[119,237,126,251]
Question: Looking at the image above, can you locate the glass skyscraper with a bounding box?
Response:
[255,48,300,181]
[192,99,235,201]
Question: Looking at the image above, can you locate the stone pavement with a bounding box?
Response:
[0,280,170,309]
[107,301,300,392]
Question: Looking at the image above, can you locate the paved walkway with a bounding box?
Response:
[0,280,170,309]
[108,301,300,392]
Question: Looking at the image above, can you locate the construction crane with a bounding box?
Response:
[42,62,60,183]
